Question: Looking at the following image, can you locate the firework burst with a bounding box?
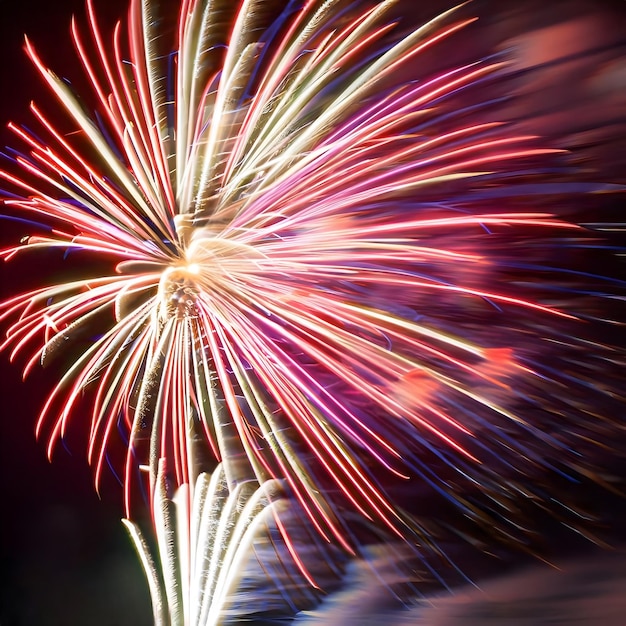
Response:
[1,0,625,580]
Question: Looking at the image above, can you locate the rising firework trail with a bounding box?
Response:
[1,0,625,620]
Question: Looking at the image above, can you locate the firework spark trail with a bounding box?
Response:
[1,0,624,573]
[122,460,354,625]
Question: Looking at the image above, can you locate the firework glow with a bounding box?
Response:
[1,0,625,622]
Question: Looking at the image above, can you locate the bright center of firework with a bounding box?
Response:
[159,265,201,320]
[157,229,261,322]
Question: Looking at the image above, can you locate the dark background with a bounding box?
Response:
[1,1,626,624]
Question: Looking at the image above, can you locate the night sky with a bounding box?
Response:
[1,1,626,625]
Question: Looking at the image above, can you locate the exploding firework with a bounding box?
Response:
[123,460,350,625]
[1,0,625,607]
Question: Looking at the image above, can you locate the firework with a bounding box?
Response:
[123,459,351,625]
[1,0,625,601]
